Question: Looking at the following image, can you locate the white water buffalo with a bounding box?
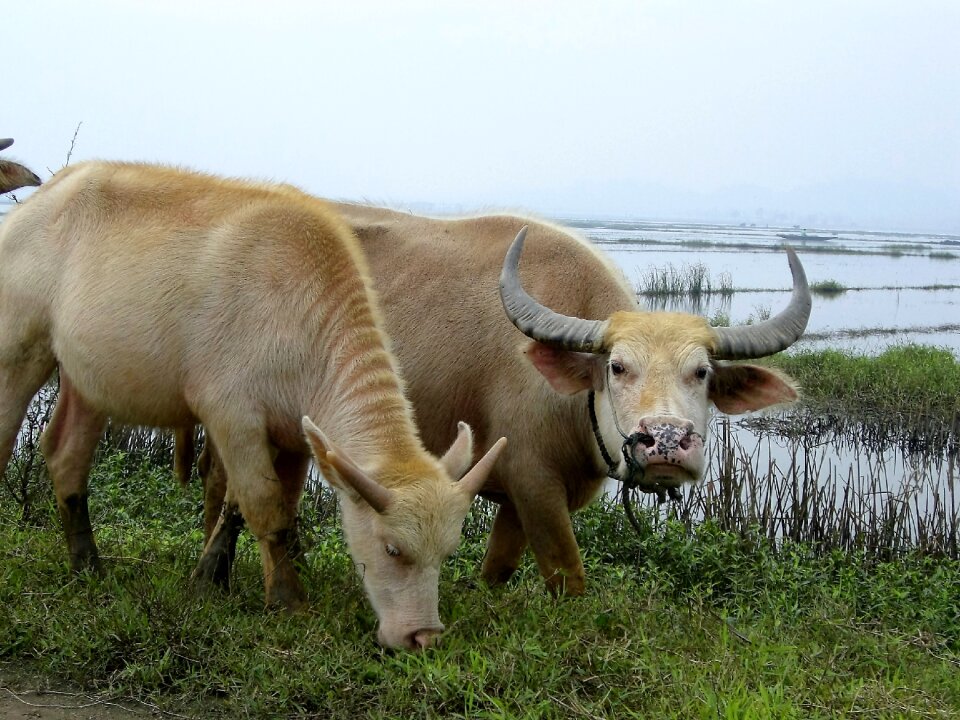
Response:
[0,163,506,650]
[0,138,42,194]
[189,205,810,596]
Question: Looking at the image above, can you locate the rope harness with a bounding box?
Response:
[587,364,685,505]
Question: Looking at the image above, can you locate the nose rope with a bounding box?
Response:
[604,364,655,486]
[587,389,619,479]
[603,364,632,441]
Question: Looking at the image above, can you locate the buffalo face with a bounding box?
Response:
[303,418,506,650]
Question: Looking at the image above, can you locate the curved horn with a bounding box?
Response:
[0,139,13,152]
[713,247,811,359]
[500,226,609,352]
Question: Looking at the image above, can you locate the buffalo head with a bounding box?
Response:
[302,417,506,650]
[500,226,810,495]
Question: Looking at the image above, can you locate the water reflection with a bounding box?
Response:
[641,293,732,318]
[606,411,959,556]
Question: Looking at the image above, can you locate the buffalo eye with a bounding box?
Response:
[695,366,709,381]
[385,543,401,558]
[610,360,625,376]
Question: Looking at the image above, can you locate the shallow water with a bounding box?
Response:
[575,220,960,357]
[604,411,958,547]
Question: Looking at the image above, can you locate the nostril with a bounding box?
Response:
[634,432,656,449]
[410,627,444,651]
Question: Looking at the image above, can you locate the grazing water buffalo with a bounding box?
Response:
[0,163,505,650]
[187,205,810,597]
[0,138,42,195]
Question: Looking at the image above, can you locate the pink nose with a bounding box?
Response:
[631,417,702,467]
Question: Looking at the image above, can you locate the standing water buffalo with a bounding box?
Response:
[0,163,506,650]
[0,138,42,195]
[189,205,810,596]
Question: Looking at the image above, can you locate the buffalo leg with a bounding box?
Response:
[192,437,238,588]
[273,449,308,566]
[513,483,585,596]
[39,372,107,574]
[480,501,528,586]
[194,442,306,589]
[196,434,228,543]
[194,501,244,589]
[174,424,239,587]
[0,358,55,480]
[199,423,306,610]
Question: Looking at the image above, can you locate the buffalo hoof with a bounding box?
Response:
[68,544,104,576]
[265,580,308,613]
[191,550,232,591]
[481,565,518,587]
[545,572,585,597]
[193,504,244,590]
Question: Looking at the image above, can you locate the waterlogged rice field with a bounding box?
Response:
[572,219,960,357]
[575,219,960,549]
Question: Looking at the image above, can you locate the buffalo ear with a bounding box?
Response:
[524,341,604,395]
[710,363,799,415]
[440,421,474,480]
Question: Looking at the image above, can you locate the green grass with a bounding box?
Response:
[2,454,959,718]
[768,344,960,423]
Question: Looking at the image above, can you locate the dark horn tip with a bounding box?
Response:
[0,138,13,151]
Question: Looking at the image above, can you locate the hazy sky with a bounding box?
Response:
[5,1,959,231]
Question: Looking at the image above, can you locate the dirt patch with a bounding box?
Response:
[0,671,164,719]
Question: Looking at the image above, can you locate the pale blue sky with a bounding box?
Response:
[5,1,959,231]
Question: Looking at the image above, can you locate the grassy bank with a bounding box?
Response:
[592,235,959,260]
[767,344,960,424]
[2,455,959,718]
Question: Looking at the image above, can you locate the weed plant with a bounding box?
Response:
[637,263,733,298]
[809,279,847,295]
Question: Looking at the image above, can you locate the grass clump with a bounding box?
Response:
[809,279,847,295]
[637,262,733,298]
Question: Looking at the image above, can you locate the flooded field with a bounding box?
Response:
[614,412,958,556]
[569,218,960,358]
